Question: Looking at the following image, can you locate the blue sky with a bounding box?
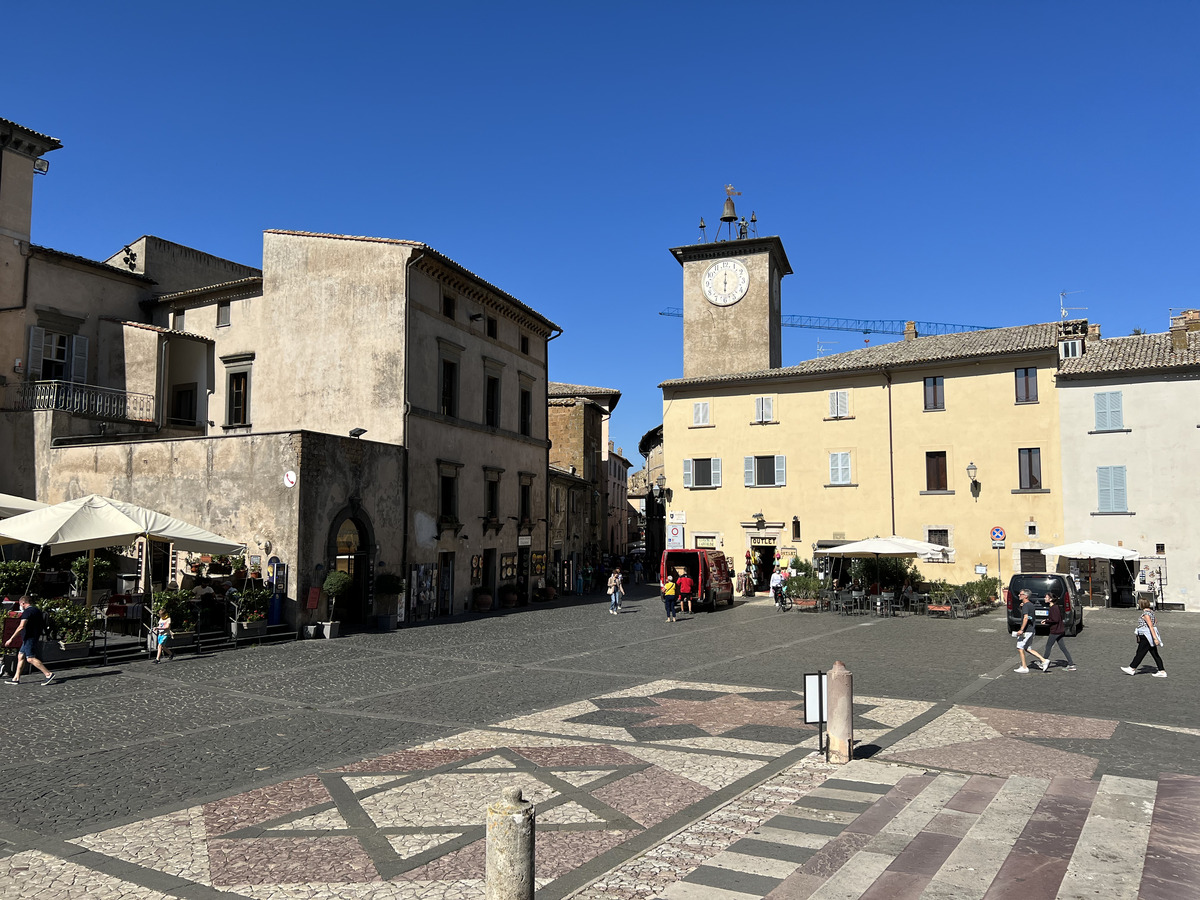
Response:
[5,1,1198,461]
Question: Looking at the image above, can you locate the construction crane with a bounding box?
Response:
[658,308,991,336]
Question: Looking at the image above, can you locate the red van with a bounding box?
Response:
[660,549,735,609]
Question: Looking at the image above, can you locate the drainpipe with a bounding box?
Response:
[0,243,34,312]
[883,368,896,535]
[399,250,426,626]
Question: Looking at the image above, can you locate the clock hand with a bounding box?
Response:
[723,273,728,291]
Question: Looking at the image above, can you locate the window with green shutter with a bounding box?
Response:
[1097,465,1128,512]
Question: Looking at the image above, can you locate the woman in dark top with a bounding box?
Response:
[1042,592,1076,671]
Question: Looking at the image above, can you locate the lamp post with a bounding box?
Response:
[650,475,667,570]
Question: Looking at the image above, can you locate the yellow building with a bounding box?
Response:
[661,283,1077,587]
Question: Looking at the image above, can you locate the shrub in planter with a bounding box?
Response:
[46,601,94,645]
[498,582,519,608]
[374,571,403,628]
[472,586,493,611]
[784,574,823,599]
[69,552,119,595]
[153,589,198,633]
[322,570,353,624]
[0,561,37,599]
[236,585,271,624]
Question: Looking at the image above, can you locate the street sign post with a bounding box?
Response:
[990,527,1006,598]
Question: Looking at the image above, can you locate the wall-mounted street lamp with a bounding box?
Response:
[966,461,980,501]
[753,511,766,531]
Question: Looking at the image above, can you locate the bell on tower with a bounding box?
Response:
[716,184,742,241]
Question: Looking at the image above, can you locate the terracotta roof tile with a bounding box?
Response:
[1058,330,1200,377]
[548,382,622,397]
[155,276,263,303]
[660,321,1077,389]
[99,318,214,343]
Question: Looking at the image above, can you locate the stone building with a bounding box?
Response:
[1056,313,1200,609]
[547,464,592,593]
[0,116,559,626]
[546,394,604,573]
[605,441,631,555]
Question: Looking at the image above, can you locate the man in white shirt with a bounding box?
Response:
[769,567,784,606]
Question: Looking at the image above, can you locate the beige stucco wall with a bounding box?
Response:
[1058,372,1200,610]
[40,430,405,626]
[681,248,781,379]
[662,351,1064,586]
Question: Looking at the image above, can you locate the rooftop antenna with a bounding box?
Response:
[1059,290,1086,320]
[816,339,839,357]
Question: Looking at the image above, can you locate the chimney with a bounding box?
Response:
[1170,315,1187,352]
[903,321,918,342]
[1183,309,1200,333]
[1087,323,1101,341]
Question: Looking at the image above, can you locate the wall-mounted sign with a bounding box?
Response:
[669,510,687,524]
[666,524,684,549]
[750,536,777,547]
[283,470,297,488]
[695,536,717,549]
[517,535,532,547]
[975,564,988,576]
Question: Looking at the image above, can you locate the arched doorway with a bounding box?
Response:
[326,509,374,626]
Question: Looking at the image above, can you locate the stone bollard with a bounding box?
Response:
[486,786,535,900]
[827,660,854,764]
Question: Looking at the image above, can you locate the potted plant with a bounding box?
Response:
[0,560,37,601]
[321,570,352,638]
[208,555,232,576]
[44,601,93,660]
[374,571,403,630]
[498,582,519,608]
[69,553,117,597]
[534,576,557,602]
[472,585,493,612]
[233,585,270,638]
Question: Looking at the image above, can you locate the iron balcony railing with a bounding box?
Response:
[1,380,156,423]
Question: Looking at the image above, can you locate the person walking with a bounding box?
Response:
[1042,592,1076,671]
[607,567,624,615]
[633,559,643,584]
[770,566,785,607]
[4,596,55,686]
[1121,595,1166,677]
[1013,589,1050,673]
[677,572,695,615]
[661,575,678,623]
[153,607,174,663]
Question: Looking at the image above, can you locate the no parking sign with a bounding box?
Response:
[666,524,685,549]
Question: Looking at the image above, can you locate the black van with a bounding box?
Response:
[1004,573,1084,636]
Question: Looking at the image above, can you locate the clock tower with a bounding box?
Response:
[670,190,792,379]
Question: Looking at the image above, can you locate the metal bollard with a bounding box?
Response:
[485,786,535,900]
[827,660,854,764]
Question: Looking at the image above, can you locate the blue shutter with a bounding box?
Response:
[1097,466,1112,512]
[1112,465,1127,511]
[744,456,754,487]
[71,335,88,384]
[682,458,693,488]
[27,327,44,380]
[829,453,838,484]
[1094,393,1109,430]
[774,455,786,486]
[1110,392,1124,429]
[755,397,764,421]
[711,457,722,487]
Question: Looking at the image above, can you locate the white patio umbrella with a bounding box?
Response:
[0,494,243,604]
[817,536,951,561]
[0,492,47,518]
[1041,539,1141,607]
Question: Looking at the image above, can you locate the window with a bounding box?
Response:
[792,518,802,540]
[1015,367,1038,403]
[440,473,458,521]
[755,397,773,423]
[925,451,947,491]
[27,326,86,383]
[927,529,950,549]
[1094,391,1124,431]
[440,359,459,417]
[174,309,186,331]
[485,375,500,427]
[1020,549,1047,572]
[828,390,849,419]
[442,293,456,319]
[923,376,945,411]
[486,316,498,339]
[519,387,532,436]
[217,302,231,327]
[228,372,249,425]
[692,401,710,426]
[745,455,786,487]
[1097,466,1128,512]
[1060,340,1082,359]
[1018,448,1042,490]
[519,474,534,523]
[683,457,722,488]
[520,334,530,355]
[829,452,851,485]
[485,479,500,520]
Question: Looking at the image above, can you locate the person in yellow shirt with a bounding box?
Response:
[661,575,678,624]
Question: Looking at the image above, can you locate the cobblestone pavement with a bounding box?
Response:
[1,588,1198,898]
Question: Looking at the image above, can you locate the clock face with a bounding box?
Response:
[702,259,750,306]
